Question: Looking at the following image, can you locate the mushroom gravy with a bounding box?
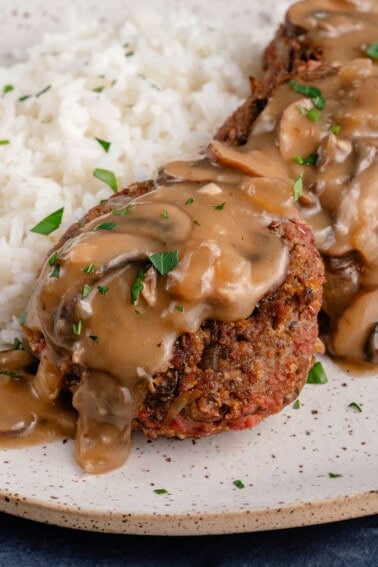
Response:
[1,0,377,471]
[12,169,293,472]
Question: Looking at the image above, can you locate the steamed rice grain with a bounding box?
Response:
[0,11,259,348]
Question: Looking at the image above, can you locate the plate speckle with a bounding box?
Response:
[0,0,377,534]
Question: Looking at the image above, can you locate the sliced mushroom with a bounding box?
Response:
[0,348,35,371]
[208,140,288,179]
[141,266,157,307]
[330,289,378,361]
[278,97,322,161]
[160,159,243,186]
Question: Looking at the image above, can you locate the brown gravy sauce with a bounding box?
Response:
[1,0,377,472]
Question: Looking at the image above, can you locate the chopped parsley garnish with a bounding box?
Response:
[125,50,134,57]
[30,207,64,235]
[130,268,146,305]
[89,335,99,344]
[112,205,133,215]
[72,321,82,336]
[36,85,51,97]
[214,202,226,210]
[81,284,91,299]
[13,337,24,350]
[134,309,141,316]
[307,108,322,123]
[82,263,95,274]
[328,472,342,478]
[366,42,378,60]
[153,488,167,495]
[289,79,321,98]
[50,264,61,278]
[185,197,194,205]
[48,252,58,266]
[97,285,109,295]
[149,250,179,275]
[233,480,245,489]
[293,399,301,409]
[331,124,341,135]
[161,209,169,219]
[93,168,118,192]
[18,310,27,326]
[95,221,116,231]
[0,369,24,380]
[3,84,14,94]
[175,304,184,313]
[0,140,10,145]
[293,154,318,165]
[95,137,111,153]
[289,79,325,110]
[18,94,31,102]
[349,402,362,412]
[311,95,326,110]
[307,361,328,384]
[296,104,307,116]
[293,173,303,202]
[92,86,104,93]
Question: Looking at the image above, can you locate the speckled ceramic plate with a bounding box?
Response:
[0,0,377,535]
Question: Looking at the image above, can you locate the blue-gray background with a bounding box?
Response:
[0,513,376,566]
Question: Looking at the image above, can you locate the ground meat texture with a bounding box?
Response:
[132,217,323,439]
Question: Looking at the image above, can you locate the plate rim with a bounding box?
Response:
[1,487,377,535]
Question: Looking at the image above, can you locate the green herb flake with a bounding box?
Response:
[296,104,307,116]
[311,95,326,110]
[112,205,133,215]
[185,197,194,205]
[82,263,95,274]
[307,361,328,384]
[175,304,184,313]
[328,472,342,478]
[293,399,301,409]
[3,84,14,94]
[81,284,91,299]
[36,84,51,97]
[149,250,179,275]
[348,402,362,412]
[89,335,99,344]
[13,337,24,350]
[293,173,303,202]
[97,285,109,295]
[93,168,118,192]
[18,310,27,326]
[50,264,61,278]
[72,321,82,336]
[134,309,141,316]
[233,480,245,489]
[95,137,111,153]
[30,207,64,235]
[92,86,104,93]
[153,488,167,495]
[307,108,322,123]
[214,202,226,210]
[161,209,169,219]
[130,268,145,305]
[293,154,318,166]
[0,140,10,145]
[125,50,134,57]
[289,79,321,98]
[48,252,58,266]
[95,221,116,231]
[0,369,24,380]
[366,42,378,60]
[331,124,341,135]
[18,95,31,102]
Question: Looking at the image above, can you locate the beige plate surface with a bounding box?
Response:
[0,0,377,535]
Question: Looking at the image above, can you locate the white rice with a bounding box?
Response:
[0,11,260,349]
